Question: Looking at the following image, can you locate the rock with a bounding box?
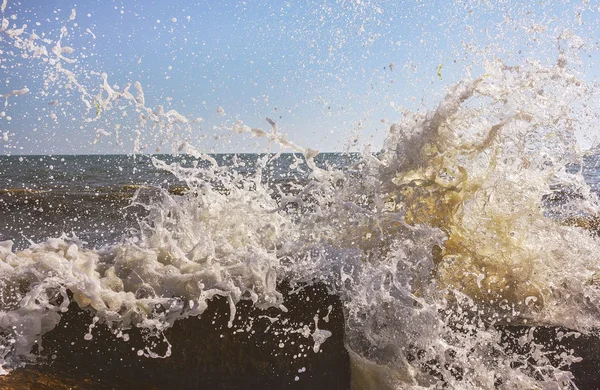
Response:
[1,283,350,390]
[498,325,600,390]
[168,185,190,196]
[2,284,600,389]
[0,369,100,389]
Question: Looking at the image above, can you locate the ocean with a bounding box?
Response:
[2,1,600,389]
[2,152,599,250]
[0,154,358,250]
[1,145,600,389]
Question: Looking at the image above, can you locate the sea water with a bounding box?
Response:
[1,0,600,389]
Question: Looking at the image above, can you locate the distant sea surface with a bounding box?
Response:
[0,154,359,250]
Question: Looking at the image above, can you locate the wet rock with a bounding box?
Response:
[499,325,600,390]
[561,215,600,237]
[1,282,350,390]
[406,325,600,390]
[2,284,600,389]
[0,369,103,390]
[168,185,190,195]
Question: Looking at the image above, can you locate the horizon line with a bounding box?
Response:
[0,151,362,157]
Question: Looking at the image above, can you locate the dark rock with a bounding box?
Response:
[2,285,600,389]
[1,282,350,390]
[168,185,190,195]
[498,325,600,390]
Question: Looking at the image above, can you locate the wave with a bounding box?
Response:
[1,0,600,387]
[0,58,599,389]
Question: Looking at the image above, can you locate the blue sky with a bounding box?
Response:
[1,0,599,155]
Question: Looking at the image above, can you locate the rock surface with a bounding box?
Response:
[1,283,600,389]
[0,283,350,390]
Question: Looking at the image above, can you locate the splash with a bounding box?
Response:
[287,57,600,388]
[1,1,600,389]
[3,58,598,387]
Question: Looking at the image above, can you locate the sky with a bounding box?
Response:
[1,0,599,155]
